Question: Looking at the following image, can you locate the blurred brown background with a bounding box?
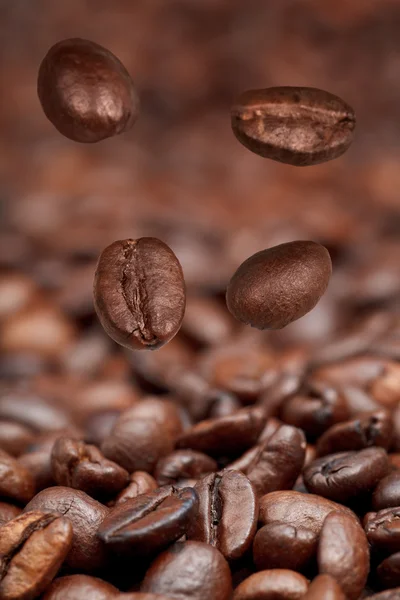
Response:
[0,0,399,352]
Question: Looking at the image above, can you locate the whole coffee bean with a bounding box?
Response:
[154,450,217,487]
[0,390,71,432]
[141,541,232,600]
[377,552,400,589]
[364,507,400,554]
[187,470,257,561]
[253,522,317,572]
[0,511,72,600]
[115,472,158,505]
[368,591,400,600]
[226,241,332,330]
[303,447,389,503]
[24,486,108,571]
[229,424,306,496]
[231,86,355,166]
[38,38,139,142]
[303,575,345,600]
[42,575,119,600]
[122,399,184,440]
[94,238,186,351]
[0,420,34,457]
[19,447,55,493]
[0,502,21,527]
[182,295,236,347]
[51,437,129,499]
[0,449,35,504]
[316,410,392,456]
[373,472,400,510]
[233,569,309,600]
[98,486,198,556]
[318,511,369,600]
[259,491,355,535]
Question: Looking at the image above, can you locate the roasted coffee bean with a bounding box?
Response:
[229,424,306,496]
[122,399,184,440]
[182,295,236,347]
[187,470,257,561]
[373,472,400,511]
[38,38,139,142]
[25,486,108,571]
[0,390,71,433]
[19,447,55,493]
[42,574,119,600]
[0,449,35,504]
[303,448,389,503]
[364,507,400,554]
[115,472,158,505]
[253,522,317,572]
[302,575,345,600]
[85,411,121,447]
[0,502,21,527]
[226,241,332,330]
[259,490,355,535]
[316,410,392,456]
[176,407,265,456]
[51,437,129,499]
[94,238,186,351]
[318,511,369,600]
[141,541,232,600]
[231,86,355,166]
[0,421,34,457]
[368,591,400,600]
[233,569,309,600]
[377,552,400,589]
[154,450,217,487]
[98,486,198,557]
[370,362,400,409]
[0,511,72,600]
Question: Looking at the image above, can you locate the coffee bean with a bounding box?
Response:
[51,437,129,499]
[98,486,198,557]
[303,575,345,600]
[154,450,217,487]
[364,507,400,554]
[24,486,108,571]
[94,238,186,351]
[0,449,35,504]
[231,86,355,166]
[42,575,119,600]
[0,421,34,457]
[318,511,369,600]
[377,552,400,589]
[0,511,72,600]
[0,390,71,433]
[368,592,400,600]
[0,502,21,527]
[373,472,400,511]
[187,470,257,561]
[233,569,309,600]
[123,398,184,440]
[141,541,232,600]
[229,424,306,496]
[38,38,139,143]
[303,448,390,503]
[253,522,317,572]
[259,490,355,536]
[182,295,236,347]
[115,472,158,505]
[226,241,332,330]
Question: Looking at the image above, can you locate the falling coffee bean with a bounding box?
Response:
[231,86,355,166]
[226,241,332,329]
[38,38,139,142]
[94,238,186,351]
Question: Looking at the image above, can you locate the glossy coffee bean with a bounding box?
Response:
[233,569,309,600]
[25,486,108,571]
[226,241,331,330]
[253,522,317,572]
[0,511,72,600]
[303,448,389,503]
[141,541,232,600]
[373,472,400,510]
[42,575,119,600]
[377,552,400,589]
[302,575,345,600]
[154,450,217,487]
[187,470,257,561]
[0,449,35,504]
[318,511,369,600]
[38,38,139,142]
[98,486,198,556]
[229,424,306,496]
[115,472,158,505]
[231,86,355,166]
[51,437,129,499]
[94,238,186,351]
[364,507,400,554]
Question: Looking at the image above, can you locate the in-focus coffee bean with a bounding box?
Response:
[233,569,309,600]
[364,507,400,554]
[231,86,356,166]
[38,38,139,142]
[226,241,332,330]
[94,238,186,351]
[372,472,400,511]
[253,522,317,572]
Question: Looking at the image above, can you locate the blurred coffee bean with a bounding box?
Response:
[115,472,158,506]
[233,569,309,600]
[0,420,34,456]
[99,486,198,557]
[94,238,186,351]
[25,486,108,571]
[377,552,400,589]
[231,87,355,166]
[367,590,400,600]
[141,541,232,600]
[370,362,400,409]
[19,448,55,493]
[123,398,184,440]
[253,522,317,572]
[0,390,71,433]
[365,507,400,554]
[302,575,345,600]
[0,449,35,504]
[0,274,38,320]
[187,470,257,561]
[0,502,21,527]
[154,450,217,487]
[182,295,236,346]
[303,448,389,503]
[373,472,400,511]
[318,511,369,600]
[71,380,138,425]
[42,575,119,600]
[0,511,72,600]
[85,411,121,446]
[38,38,139,143]
[312,356,387,388]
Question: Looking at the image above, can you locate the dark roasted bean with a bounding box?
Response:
[154,450,217,487]
[115,472,158,505]
[0,421,34,457]
[233,569,309,600]
[364,507,400,554]
[373,472,400,511]
[302,575,345,600]
[253,522,317,572]
[377,552,400,589]
[0,449,35,504]
[42,575,119,600]
[0,502,21,527]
